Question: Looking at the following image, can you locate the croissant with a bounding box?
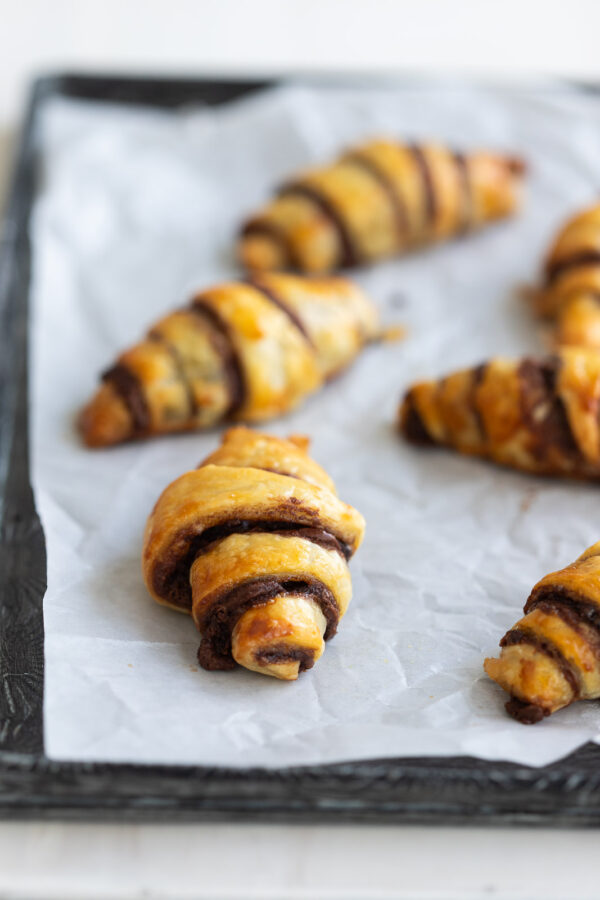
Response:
[142,427,364,680]
[485,542,600,723]
[399,347,600,479]
[531,204,600,349]
[79,274,378,447]
[239,139,525,274]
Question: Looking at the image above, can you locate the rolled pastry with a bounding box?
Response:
[142,427,365,680]
[399,347,600,479]
[239,139,525,274]
[531,204,600,349]
[79,274,378,447]
[485,541,600,723]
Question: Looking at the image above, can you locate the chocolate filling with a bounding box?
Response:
[501,627,581,698]
[408,144,436,227]
[344,152,408,244]
[400,389,434,445]
[190,300,245,414]
[194,520,351,560]
[254,642,316,672]
[102,365,150,433]
[517,357,579,460]
[197,576,338,671]
[546,250,600,285]
[244,277,314,345]
[505,697,548,725]
[453,152,472,232]
[151,520,352,611]
[470,363,488,441]
[278,182,357,267]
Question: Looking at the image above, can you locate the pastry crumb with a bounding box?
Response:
[380,324,407,343]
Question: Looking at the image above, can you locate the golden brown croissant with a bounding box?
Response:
[142,427,364,680]
[531,204,600,349]
[239,139,525,274]
[485,541,600,723]
[399,347,600,479]
[79,274,378,447]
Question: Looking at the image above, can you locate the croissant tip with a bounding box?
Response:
[238,232,288,274]
[398,391,434,446]
[78,385,134,448]
[506,156,527,176]
[286,433,311,452]
[77,405,106,449]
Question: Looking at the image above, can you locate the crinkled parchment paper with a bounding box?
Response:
[32,81,600,766]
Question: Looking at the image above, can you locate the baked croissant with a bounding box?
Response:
[532,204,600,349]
[79,274,378,447]
[399,347,600,479]
[485,541,600,723]
[239,139,525,274]
[142,427,364,680]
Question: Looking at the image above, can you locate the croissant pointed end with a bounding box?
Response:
[231,595,326,681]
[483,656,502,682]
[238,230,288,273]
[483,657,545,723]
[78,384,134,448]
[398,391,434,445]
[505,156,527,177]
[484,646,572,722]
[286,433,311,453]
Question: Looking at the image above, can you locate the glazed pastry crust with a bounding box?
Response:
[80,275,378,447]
[141,428,364,680]
[484,541,600,722]
[189,532,352,625]
[531,204,600,349]
[201,426,337,492]
[251,273,379,379]
[399,348,600,479]
[143,463,364,610]
[239,138,525,274]
[196,282,320,421]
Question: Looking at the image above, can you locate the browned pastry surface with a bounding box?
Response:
[239,139,525,274]
[485,541,600,722]
[80,274,378,447]
[398,348,600,479]
[530,204,600,349]
[142,427,365,680]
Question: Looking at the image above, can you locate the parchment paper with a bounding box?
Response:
[32,81,600,767]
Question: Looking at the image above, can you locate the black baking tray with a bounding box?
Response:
[3,71,600,825]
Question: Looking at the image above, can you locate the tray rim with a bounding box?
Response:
[3,70,600,825]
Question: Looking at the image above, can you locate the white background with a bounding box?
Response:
[3,2,600,898]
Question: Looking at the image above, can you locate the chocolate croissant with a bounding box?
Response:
[485,542,600,723]
[79,274,378,447]
[142,427,364,680]
[239,139,525,274]
[399,347,600,479]
[532,204,600,349]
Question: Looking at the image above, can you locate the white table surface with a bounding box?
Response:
[2,2,600,898]
[2,821,600,900]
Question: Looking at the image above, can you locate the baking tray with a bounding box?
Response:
[2,71,600,825]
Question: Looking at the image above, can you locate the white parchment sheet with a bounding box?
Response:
[32,82,600,767]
